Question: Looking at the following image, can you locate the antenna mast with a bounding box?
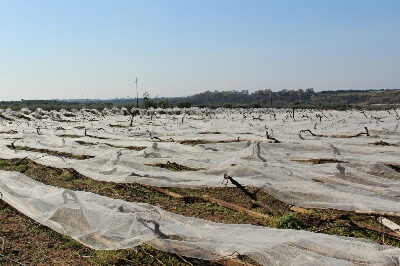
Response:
[136,77,138,108]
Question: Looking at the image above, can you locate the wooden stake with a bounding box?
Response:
[204,195,269,219]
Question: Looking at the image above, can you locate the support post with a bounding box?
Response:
[136,77,139,108]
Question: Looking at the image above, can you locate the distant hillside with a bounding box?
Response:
[314,89,400,108]
[184,89,400,109]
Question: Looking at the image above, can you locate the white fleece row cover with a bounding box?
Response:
[0,107,400,265]
[0,107,399,214]
[0,171,399,265]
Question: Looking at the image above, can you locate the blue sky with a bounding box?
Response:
[0,0,399,100]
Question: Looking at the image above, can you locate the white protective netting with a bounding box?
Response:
[0,108,399,213]
[0,171,399,265]
[0,107,400,264]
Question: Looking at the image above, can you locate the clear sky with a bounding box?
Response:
[0,0,399,101]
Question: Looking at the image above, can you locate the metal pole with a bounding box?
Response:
[136,77,138,108]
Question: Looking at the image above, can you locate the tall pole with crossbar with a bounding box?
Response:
[136,77,138,108]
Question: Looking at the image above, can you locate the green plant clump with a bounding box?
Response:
[275,213,303,229]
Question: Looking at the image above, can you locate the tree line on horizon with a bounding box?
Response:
[0,88,399,111]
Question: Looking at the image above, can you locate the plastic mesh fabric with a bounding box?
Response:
[0,108,399,213]
[0,171,399,265]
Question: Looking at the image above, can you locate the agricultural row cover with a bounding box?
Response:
[0,107,399,265]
